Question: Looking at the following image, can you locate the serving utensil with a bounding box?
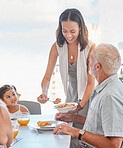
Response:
[39,98,53,102]
[39,98,61,104]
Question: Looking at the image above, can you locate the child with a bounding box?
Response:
[0,84,30,119]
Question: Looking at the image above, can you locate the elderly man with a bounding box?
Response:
[53,43,123,148]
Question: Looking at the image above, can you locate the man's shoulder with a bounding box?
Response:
[94,78,123,105]
[107,77,123,91]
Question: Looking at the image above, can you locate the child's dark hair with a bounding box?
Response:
[11,85,21,97]
[0,85,21,99]
[0,85,14,99]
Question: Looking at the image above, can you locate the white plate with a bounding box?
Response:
[29,121,64,131]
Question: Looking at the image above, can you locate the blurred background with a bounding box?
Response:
[0,0,123,114]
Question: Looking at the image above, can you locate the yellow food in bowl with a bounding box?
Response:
[57,103,75,108]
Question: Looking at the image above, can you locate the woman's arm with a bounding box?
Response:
[71,44,95,113]
[6,109,13,148]
[79,73,95,108]
[1,106,13,148]
[79,44,95,108]
[37,42,58,103]
[41,42,58,93]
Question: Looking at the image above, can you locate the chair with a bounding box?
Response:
[18,100,41,115]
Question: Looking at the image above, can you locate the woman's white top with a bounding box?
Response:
[0,105,7,148]
[56,40,94,101]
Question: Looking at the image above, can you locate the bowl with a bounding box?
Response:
[54,102,77,113]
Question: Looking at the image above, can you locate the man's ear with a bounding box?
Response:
[96,63,101,71]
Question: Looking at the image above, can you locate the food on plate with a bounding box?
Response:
[37,121,52,127]
[57,103,75,108]
[53,98,61,104]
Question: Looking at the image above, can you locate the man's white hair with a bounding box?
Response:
[94,43,121,75]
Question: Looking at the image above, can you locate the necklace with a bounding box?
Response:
[71,56,73,59]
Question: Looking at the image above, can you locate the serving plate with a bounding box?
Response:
[29,121,64,131]
[54,102,77,113]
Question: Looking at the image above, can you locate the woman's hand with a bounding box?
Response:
[37,94,49,104]
[68,102,83,113]
[52,123,79,137]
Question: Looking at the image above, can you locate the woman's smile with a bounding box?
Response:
[66,37,74,42]
[62,20,80,44]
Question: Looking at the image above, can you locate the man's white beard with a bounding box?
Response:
[89,64,96,77]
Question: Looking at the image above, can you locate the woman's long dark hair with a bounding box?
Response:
[56,8,88,51]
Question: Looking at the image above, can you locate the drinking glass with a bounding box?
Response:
[12,120,19,139]
[17,112,30,126]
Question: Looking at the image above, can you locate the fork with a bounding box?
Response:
[47,99,54,102]
[39,98,61,104]
[36,129,43,134]
[39,98,54,102]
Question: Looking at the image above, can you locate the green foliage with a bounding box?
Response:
[119,77,123,83]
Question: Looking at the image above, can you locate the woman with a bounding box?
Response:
[37,8,95,114]
[0,102,12,148]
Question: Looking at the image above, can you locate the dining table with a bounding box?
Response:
[11,114,72,148]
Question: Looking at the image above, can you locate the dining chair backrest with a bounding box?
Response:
[18,100,41,115]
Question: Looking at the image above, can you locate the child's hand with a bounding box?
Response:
[37,94,49,104]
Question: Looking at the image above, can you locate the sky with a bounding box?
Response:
[99,0,123,46]
[0,0,123,111]
[0,0,99,55]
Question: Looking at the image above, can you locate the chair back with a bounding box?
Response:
[18,100,41,115]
